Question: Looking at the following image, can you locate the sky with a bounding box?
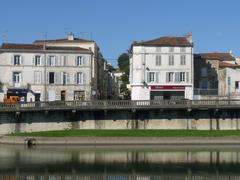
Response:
[0,0,240,67]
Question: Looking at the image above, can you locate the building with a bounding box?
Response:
[33,33,107,100]
[129,33,194,100]
[0,43,93,101]
[194,53,240,98]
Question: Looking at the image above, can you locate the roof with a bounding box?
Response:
[219,61,240,68]
[197,53,235,61]
[0,43,91,52]
[34,37,94,44]
[133,36,192,47]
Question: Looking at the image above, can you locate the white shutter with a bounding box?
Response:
[34,72,37,83]
[156,72,159,83]
[67,73,70,84]
[20,55,24,65]
[166,72,168,82]
[83,73,86,84]
[33,56,35,65]
[55,56,58,66]
[146,72,149,83]
[74,73,77,84]
[46,72,49,84]
[186,72,189,82]
[82,56,85,65]
[60,72,63,84]
[11,55,14,65]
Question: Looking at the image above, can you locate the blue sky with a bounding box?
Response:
[0,0,240,67]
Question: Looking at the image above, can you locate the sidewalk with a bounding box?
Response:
[1,136,240,145]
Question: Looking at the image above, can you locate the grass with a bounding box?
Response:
[10,129,240,138]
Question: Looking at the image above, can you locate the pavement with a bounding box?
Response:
[1,136,240,145]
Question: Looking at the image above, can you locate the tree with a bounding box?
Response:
[117,53,130,99]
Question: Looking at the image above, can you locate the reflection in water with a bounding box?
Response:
[0,145,240,179]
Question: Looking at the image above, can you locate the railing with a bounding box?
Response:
[1,99,240,112]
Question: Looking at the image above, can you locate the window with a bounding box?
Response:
[12,72,21,83]
[201,79,208,89]
[76,72,84,84]
[235,81,239,89]
[147,72,155,83]
[48,56,55,66]
[166,72,174,82]
[34,71,42,84]
[14,55,21,65]
[62,56,67,66]
[34,55,41,66]
[169,47,174,52]
[201,67,207,77]
[76,56,84,66]
[156,55,161,66]
[62,72,67,85]
[168,55,174,65]
[180,47,186,52]
[49,72,55,84]
[180,72,185,82]
[180,55,186,65]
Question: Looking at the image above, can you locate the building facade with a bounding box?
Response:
[34,33,107,100]
[194,53,240,98]
[129,33,194,100]
[0,43,94,102]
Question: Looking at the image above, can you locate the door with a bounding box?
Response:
[61,91,66,101]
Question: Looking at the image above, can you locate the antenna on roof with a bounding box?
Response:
[2,30,8,43]
[43,32,47,50]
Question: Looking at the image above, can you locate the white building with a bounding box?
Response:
[0,43,93,102]
[129,33,194,100]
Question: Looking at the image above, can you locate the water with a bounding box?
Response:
[0,145,240,179]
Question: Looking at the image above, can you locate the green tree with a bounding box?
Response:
[117,53,130,99]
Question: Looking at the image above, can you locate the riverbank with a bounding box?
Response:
[2,136,240,145]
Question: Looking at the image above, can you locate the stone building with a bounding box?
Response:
[194,53,240,98]
[0,43,93,101]
[129,33,194,100]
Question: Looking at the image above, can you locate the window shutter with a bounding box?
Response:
[34,72,37,83]
[60,72,63,84]
[20,56,24,65]
[83,73,86,84]
[175,72,178,82]
[156,72,159,83]
[82,56,85,65]
[47,73,49,84]
[75,56,78,66]
[11,55,14,65]
[146,72,149,83]
[74,73,77,84]
[55,56,58,66]
[186,72,189,82]
[67,73,70,84]
[33,56,35,65]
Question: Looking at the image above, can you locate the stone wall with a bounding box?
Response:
[0,109,239,134]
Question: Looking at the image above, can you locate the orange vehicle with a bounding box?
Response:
[3,96,20,104]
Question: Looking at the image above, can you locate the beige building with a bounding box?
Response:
[0,33,109,102]
[194,53,240,98]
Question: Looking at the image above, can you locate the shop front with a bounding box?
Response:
[150,86,186,100]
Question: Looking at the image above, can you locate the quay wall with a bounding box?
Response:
[0,109,240,134]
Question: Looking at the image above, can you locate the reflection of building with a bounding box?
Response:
[129,33,194,100]
[194,53,240,98]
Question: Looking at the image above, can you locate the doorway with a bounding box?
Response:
[61,91,66,101]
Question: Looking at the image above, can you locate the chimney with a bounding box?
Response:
[67,32,74,41]
[186,32,192,43]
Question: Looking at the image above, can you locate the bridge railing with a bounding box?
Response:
[0,99,240,111]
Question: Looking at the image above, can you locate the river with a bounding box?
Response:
[0,145,240,179]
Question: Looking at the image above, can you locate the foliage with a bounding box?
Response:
[11,130,240,137]
[117,53,130,99]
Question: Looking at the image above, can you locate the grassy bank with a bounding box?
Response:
[10,129,240,137]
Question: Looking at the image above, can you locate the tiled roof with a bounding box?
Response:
[133,36,192,47]
[34,37,94,44]
[219,61,240,68]
[0,43,91,52]
[198,53,235,61]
